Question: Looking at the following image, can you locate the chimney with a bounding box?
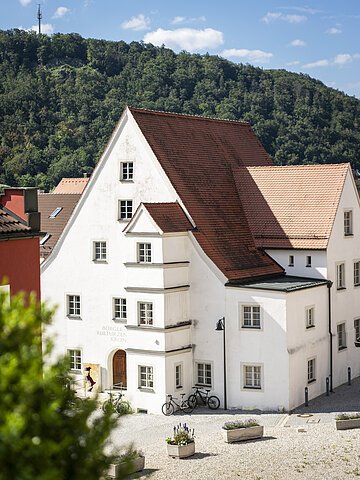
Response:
[0,187,40,232]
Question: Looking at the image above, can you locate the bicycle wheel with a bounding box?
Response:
[187,394,197,408]
[102,399,114,414]
[208,395,220,409]
[161,402,174,416]
[181,401,195,414]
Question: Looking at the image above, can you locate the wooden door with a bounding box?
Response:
[112,350,127,389]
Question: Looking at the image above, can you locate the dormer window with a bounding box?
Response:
[120,162,134,181]
[40,233,51,245]
[137,243,151,263]
[344,210,353,236]
[49,207,62,218]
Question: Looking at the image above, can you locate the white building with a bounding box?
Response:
[41,107,360,413]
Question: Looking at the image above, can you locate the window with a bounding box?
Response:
[67,295,81,317]
[243,365,262,389]
[196,362,212,386]
[138,302,153,325]
[307,358,316,383]
[354,318,360,341]
[242,305,261,329]
[306,256,312,267]
[175,364,182,389]
[113,298,126,320]
[337,322,347,350]
[93,241,107,262]
[344,210,353,236]
[40,233,51,245]
[118,200,133,220]
[337,263,346,289]
[354,261,360,286]
[68,349,82,371]
[139,365,153,389]
[49,207,62,218]
[120,162,134,181]
[288,255,294,267]
[306,306,315,329]
[137,243,151,263]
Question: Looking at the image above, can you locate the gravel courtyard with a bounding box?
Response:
[110,379,360,480]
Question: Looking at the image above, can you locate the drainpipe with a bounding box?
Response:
[327,281,333,392]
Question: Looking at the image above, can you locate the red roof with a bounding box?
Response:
[143,203,194,233]
[130,107,283,281]
[0,206,31,236]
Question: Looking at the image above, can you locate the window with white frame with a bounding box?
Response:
[175,363,183,389]
[242,305,261,329]
[344,210,353,236]
[93,241,107,262]
[138,302,153,325]
[306,255,312,267]
[113,298,126,320]
[354,318,360,341]
[120,161,134,181]
[288,255,294,267]
[118,200,133,220]
[337,322,347,350]
[307,358,316,383]
[306,306,315,329]
[337,263,346,289]
[354,261,360,286]
[139,365,154,389]
[67,295,81,317]
[137,243,152,263]
[196,362,212,386]
[243,365,262,389]
[68,349,82,371]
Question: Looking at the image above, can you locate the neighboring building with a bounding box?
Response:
[0,188,41,298]
[52,177,89,194]
[41,107,360,413]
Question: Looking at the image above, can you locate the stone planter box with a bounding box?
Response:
[166,442,195,458]
[108,455,145,478]
[222,425,264,443]
[336,418,360,430]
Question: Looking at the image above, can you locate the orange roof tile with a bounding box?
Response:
[53,178,89,194]
[143,203,194,233]
[235,164,349,249]
[130,107,283,281]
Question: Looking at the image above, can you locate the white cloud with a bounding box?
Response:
[19,0,31,6]
[326,27,342,34]
[303,59,330,68]
[221,48,273,64]
[279,6,320,15]
[287,60,300,66]
[170,15,206,25]
[303,53,360,68]
[53,7,70,19]
[143,28,223,52]
[261,12,307,24]
[29,23,54,34]
[121,14,150,31]
[334,54,352,65]
[289,39,306,47]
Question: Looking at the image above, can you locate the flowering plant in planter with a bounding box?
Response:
[166,423,195,445]
[335,412,360,421]
[223,419,260,430]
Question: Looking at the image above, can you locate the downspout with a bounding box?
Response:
[327,281,333,392]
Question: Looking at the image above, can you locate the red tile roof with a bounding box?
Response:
[130,107,283,281]
[52,178,89,194]
[0,206,31,236]
[235,164,349,249]
[143,203,194,233]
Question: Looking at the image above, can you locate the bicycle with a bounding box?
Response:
[161,393,195,415]
[102,390,132,415]
[187,385,220,409]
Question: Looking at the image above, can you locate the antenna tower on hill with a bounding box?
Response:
[37,4,42,34]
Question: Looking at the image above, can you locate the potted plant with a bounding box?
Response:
[335,413,360,430]
[222,419,263,443]
[166,423,195,458]
[107,450,145,478]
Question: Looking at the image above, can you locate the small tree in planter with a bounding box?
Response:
[222,419,264,443]
[335,413,360,430]
[166,423,195,458]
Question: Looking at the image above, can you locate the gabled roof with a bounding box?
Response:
[38,193,81,259]
[143,203,194,233]
[235,164,349,249]
[0,206,30,236]
[52,178,89,194]
[130,107,283,281]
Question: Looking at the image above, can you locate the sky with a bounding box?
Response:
[2,0,360,98]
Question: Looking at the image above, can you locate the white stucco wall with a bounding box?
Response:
[266,249,327,279]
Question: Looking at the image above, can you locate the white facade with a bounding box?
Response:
[41,108,360,413]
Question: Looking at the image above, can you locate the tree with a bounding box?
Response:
[0,293,133,480]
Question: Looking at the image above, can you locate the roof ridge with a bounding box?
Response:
[246,163,350,170]
[128,105,250,126]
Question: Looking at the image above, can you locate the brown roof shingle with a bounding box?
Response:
[130,107,283,281]
[143,203,194,233]
[235,164,349,249]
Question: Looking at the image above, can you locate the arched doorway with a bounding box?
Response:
[112,350,127,389]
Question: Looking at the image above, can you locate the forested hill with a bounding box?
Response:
[0,29,359,191]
